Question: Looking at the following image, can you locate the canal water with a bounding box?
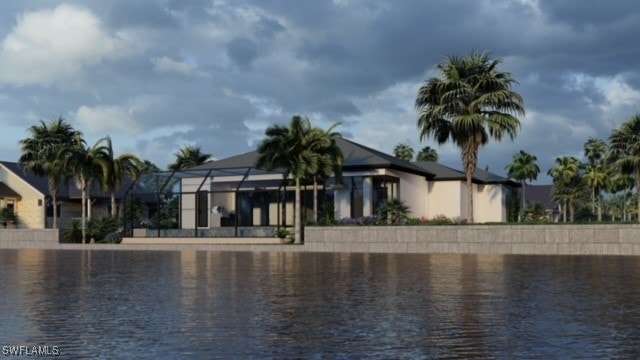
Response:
[1,250,640,359]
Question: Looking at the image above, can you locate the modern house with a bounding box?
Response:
[0,161,124,229]
[146,138,518,234]
[523,184,560,222]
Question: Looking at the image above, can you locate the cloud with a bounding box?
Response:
[74,104,140,135]
[2,1,640,178]
[226,37,259,70]
[0,4,124,86]
[151,56,209,77]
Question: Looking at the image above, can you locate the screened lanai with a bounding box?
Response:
[122,164,334,238]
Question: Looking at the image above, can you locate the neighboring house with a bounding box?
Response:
[159,138,518,230]
[524,184,560,222]
[0,161,126,229]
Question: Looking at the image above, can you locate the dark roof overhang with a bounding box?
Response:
[0,182,21,199]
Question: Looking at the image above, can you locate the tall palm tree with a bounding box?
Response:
[256,116,343,243]
[606,172,635,221]
[505,150,540,222]
[548,156,581,222]
[94,136,142,217]
[416,51,524,222]
[306,124,343,223]
[609,113,640,222]
[584,163,608,221]
[583,137,608,217]
[18,117,82,228]
[168,145,213,171]
[416,146,439,161]
[60,135,104,243]
[393,143,414,161]
[584,137,607,165]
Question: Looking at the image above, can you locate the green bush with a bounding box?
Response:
[429,215,455,225]
[0,207,18,228]
[63,219,83,243]
[87,216,120,243]
[376,199,410,225]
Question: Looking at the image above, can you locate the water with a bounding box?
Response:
[1,250,640,359]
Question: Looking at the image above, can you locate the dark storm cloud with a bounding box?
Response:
[538,0,640,28]
[2,0,640,178]
[226,37,259,70]
[254,17,285,39]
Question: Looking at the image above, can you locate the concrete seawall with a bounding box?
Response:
[1,225,640,256]
[0,229,60,246]
[304,224,640,256]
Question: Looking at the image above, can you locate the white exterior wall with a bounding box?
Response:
[475,184,506,223]
[428,181,464,220]
[388,170,429,218]
[0,165,46,229]
[181,177,204,229]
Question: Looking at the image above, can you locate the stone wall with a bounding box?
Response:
[0,229,60,247]
[134,226,276,238]
[304,224,640,255]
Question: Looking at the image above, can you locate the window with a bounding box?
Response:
[46,204,61,217]
[372,176,399,213]
[350,176,363,218]
[196,191,208,227]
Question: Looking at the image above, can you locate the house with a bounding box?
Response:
[0,161,126,229]
[414,161,519,223]
[523,184,560,222]
[144,138,518,232]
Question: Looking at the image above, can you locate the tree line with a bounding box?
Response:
[505,117,640,223]
[16,117,215,243]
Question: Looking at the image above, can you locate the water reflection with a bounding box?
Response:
[1,250,640,358]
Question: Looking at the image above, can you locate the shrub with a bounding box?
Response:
[87,216,120,243]
[429,214,454,225]
[376,199,410,225]
[0,207,18,228]
[275,228,291,239]
[407,217,430,225]
[339,216,378,225]
[319,202,337,225]
[63,219,83,243]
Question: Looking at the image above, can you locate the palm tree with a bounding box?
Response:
[393,143,414,161]
[168,145,212,171]
[306,124,343,223]
[584,137,607,165]
[583,137,608,217]
[548,156,582,222]
[584,163,608,221]
[609,113,640,222]
[256,116,343,244]
[416,146,439,161]
[416,51,524,222]
[60,135,104,243]
[606,172,635,221]
[376,198,410,224]
[94,136,142,217]
[505,150,540,222]
[18,117,82,228]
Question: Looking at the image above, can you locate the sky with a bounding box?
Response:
[1,0,639,184]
